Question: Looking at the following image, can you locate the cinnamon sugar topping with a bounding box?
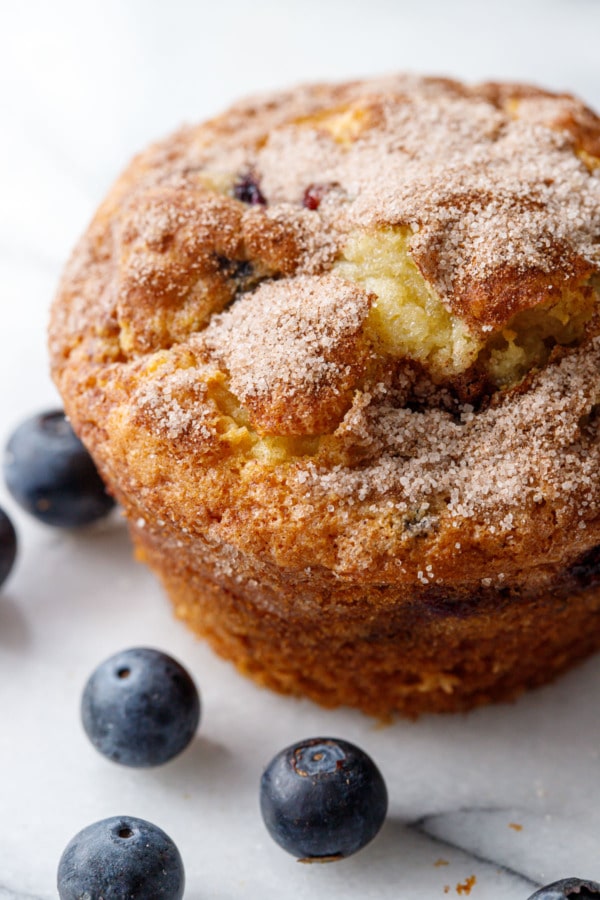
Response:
[256,85,599,325]
[200,275,372,434]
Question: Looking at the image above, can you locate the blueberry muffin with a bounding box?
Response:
[49,75,600,716]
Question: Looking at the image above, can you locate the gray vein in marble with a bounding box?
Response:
[408,807,543,892]
[411,804,600,890]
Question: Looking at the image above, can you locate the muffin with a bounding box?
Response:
[49,75,600,716]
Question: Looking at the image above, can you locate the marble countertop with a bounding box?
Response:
[1,1,600,897]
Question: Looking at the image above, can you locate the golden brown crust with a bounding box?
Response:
[117,188,246,352]
[131,514,600,716]
[49,74,600,715]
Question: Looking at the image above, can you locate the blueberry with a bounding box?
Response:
[57,815,185,899]
[527,879,600,899]
[260,736,388,861]
[0,506,16,589]
[81,647,200,767]
[3,410,115,527]
[233,172,266,205]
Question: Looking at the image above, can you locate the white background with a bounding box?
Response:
[0,1,599,897]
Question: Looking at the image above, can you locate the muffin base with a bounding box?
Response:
[131,519,600,717]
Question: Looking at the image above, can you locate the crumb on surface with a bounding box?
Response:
[456,874,477,895]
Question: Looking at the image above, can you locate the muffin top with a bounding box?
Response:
[49,75,600,584]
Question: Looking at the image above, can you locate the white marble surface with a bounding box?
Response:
[1,1,600,897]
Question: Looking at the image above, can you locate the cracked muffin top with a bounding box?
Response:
[49,74,600,584]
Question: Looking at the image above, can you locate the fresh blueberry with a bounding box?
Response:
[3,410,115,527]
[0,506,16,589]
[527,878,600,899]
[81,647,200,767]
[260,736,388,860]
[57,815,185,899]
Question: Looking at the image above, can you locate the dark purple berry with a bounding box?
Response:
[527,878,600,899]
[233,172,266,205]
[81,647,200,767]
[260,737,388,861]
[3,410,115,528]
[0,506,16,588]
[57,815,185,899]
